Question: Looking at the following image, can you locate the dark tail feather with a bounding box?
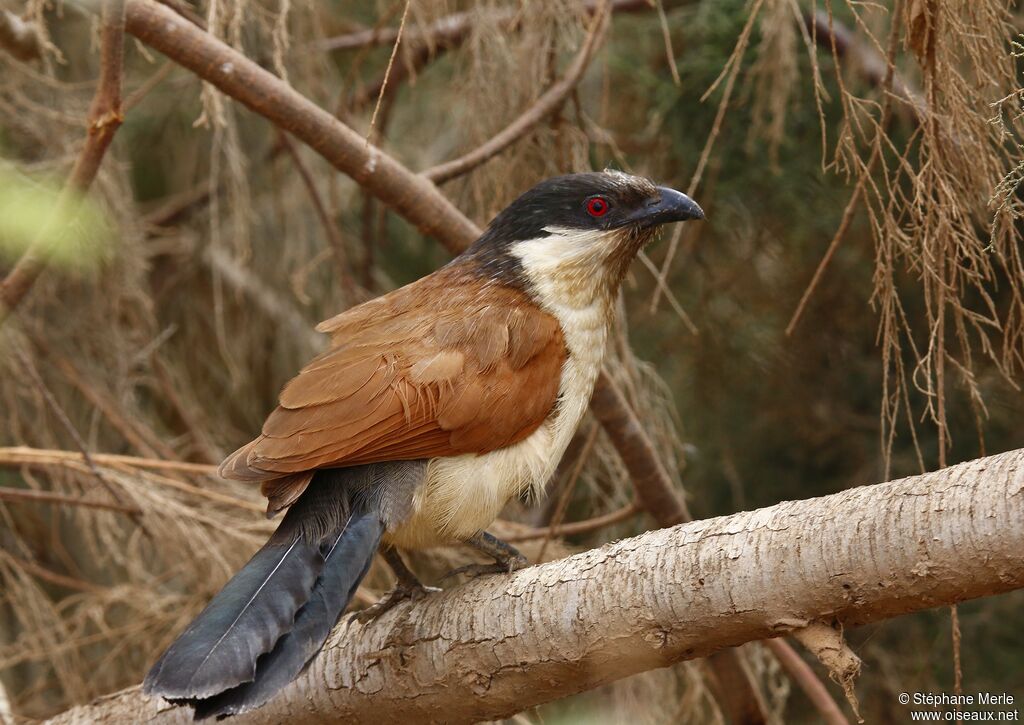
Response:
[143,466,391,713]
[193,510,382,719]
[142,533,324,700]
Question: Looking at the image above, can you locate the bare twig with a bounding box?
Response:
[0,486,142,516]
[366,0,411,141]
[317,0,659,53]
[505,501,641,542]
[9,342,145,526]
[0,446,215,475]
[421,0,612,185]
[150,358,224,465]
[124,0,480,252]
[277,131,358,303]
[590,372,691,525]
[0,446,265,513]
[1,550,103,593]
[0,0,127,325]
[803,10,926,125]
[762,638,850,725]
[785,3,902,336]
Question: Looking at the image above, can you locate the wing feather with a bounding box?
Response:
[219,264,566,493]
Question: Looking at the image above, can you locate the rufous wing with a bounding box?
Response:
[219,264,567,507]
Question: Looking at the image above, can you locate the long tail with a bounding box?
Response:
[143,464,415,718]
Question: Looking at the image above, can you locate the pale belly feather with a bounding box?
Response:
[385,305,608,550]
[384,227,617,550]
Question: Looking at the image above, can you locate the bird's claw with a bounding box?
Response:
[355,582,441,623]
[440,553,528,582]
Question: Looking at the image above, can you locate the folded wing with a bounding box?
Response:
[219,263,566,511]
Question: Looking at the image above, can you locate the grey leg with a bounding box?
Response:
[441,530,529,581]
[356,545,440,622]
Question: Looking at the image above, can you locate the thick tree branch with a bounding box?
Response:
[48,448,1024,724]
[590,373,777,722]
[0,0,126,325]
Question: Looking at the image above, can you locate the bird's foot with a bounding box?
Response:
[356,581,441,623]
[440,551,528,582]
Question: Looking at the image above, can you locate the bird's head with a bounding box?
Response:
[467,170,704,307]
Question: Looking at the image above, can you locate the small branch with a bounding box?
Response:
[10,341,145,526]
[317,0,662,53]
[786,7,903,335]
[421,0,611,185]
[762,638,850,725]
[0,447,265,513]
[0,486,142,516]
[505,501,641,542]
[1,550,103,593]
[344,42,452,114]
[0,9,41,61]
[0,0,127,325]
[784,180,865,336]
[30,336,180,460]
[0,446,215,476]
[803,10,926,125]
[202,246,322,353]
[277,131,358,304]
[590,372,691,525]
[150,358,224,465]
[124,0,480,254]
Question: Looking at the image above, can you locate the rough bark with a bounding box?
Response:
[48,448,1024,724]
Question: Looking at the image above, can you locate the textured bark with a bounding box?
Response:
[48,449,1024,724]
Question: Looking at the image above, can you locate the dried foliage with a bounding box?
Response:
[1,0,1023,721]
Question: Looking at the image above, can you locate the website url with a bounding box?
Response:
[909,712,1020,722]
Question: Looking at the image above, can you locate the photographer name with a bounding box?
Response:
[913,693,1016,707]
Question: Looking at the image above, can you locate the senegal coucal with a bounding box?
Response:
[143,170,703,717]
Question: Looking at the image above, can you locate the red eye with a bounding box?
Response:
[586,196,609,217]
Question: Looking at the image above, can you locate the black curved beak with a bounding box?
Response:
[630,186,704,228]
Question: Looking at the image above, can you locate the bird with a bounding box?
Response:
[142,170,703,718]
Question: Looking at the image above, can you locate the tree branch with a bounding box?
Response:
[48,448,1024,723]
[590,372,691,524]
[317,0,661,54]
[803,10,926,125]
[123,0,479,254]
[0,486,142,516]
[0,0,126,324]
[421,0,611,185]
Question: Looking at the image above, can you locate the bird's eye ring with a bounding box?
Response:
[586,196,610,217]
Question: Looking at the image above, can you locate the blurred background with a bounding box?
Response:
[1,0,1022,722]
